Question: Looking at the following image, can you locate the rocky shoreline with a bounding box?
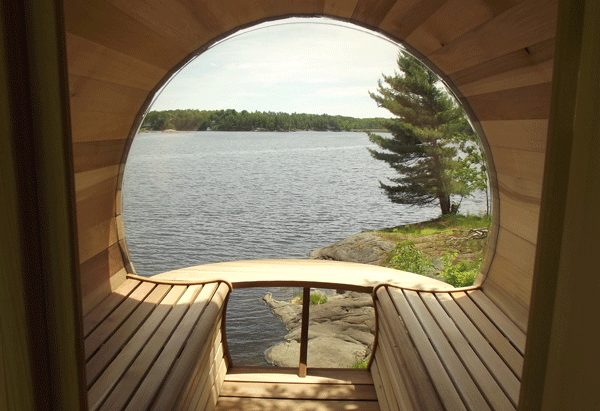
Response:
[263,290,375,368]
[309,231,396,265]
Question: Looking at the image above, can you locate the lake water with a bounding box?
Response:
[122,131,486,365]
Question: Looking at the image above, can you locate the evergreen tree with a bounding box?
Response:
[368,51,487,215]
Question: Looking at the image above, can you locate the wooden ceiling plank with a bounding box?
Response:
[406,0,521,56]
[72,140,127,174]
[70,111,137,143]
[491,146,546,184]
[66,33,166,91]
[497,173,543,206]
[379,0,447,40]
[324,0,359,18]
[69,74,149,116]
[428,0,558,74]
[352,0,398,28]
[64,0,188,71]
[481,119,548,152]
[106,0,211,52]
[466,82,552,121]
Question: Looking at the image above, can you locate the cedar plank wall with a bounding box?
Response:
[64,0,558,328]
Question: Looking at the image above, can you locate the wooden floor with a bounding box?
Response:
[215,367,380,411]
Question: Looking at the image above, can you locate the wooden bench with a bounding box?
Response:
[83,276,232,411]
[372,285,525,411]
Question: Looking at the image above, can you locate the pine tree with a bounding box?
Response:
[368,51,487,215]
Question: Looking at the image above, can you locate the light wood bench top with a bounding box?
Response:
[83,277,231,410]
[374,285,525,411]
[151,259,454,292]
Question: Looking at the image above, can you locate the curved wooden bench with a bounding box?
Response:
[372,285,525,411]
[83,277,232,411]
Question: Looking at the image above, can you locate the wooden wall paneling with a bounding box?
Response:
[497,173,543,205]
[63,0,188,70]
[377,0,448,40]
[458,59,553,97]
[499,194,540,245]
[78,217,119,264]
[405,0,521,56]
[324,0,359,18]
[72,140,127,174]
[65,33,167,90]
[450,37,555,93]
[74,165,119,203]
[491,146,546,185]
[480,119,548,152]
[106,0,212,53]
[80,243,127,300]
[494,227,536,277]
[351,0,399,28]
[428,0,558,75]
[483,256,532,331]
[464,82,552,121]
[68,75,150,115]
[70,111,140,143]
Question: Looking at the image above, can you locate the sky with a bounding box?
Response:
[149,18,403,119]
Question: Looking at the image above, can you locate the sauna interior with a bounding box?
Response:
[1,0,599,410]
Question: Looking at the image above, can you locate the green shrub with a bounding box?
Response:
[387,241,435,275]
[438,253,479,287]
[349,356,369,369]
[293,292,328,305]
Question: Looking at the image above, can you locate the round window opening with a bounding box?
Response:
[121,17,491,366]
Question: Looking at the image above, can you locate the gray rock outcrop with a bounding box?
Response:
[309,231,396,265]
[263,291,375,368]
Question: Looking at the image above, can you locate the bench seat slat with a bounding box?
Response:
[126,282,220,410]
[404,290,491,411]
[98,284,202,411]
[376,289,443,410]
[87,285,187,410]
[420,292,515,411]
[437,293,520,406]
[85,281,156,360]
[370,357,393,411]
[452,292,524,377]
[86,284,172,386]
[388,288,466,411]
[83,279,140,338]
[467,290,526,354]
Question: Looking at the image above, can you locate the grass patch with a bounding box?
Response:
[378,214,491,288]
[349,356,369,369]
[291,292,328,305]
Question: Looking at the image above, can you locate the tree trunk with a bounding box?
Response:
[439,194,451,215]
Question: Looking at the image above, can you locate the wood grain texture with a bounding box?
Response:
[83,279,140,337]
[370,357,393,411]
[480,119,548,152]
[352,0,399,27]
[64,0,188,70]
[428,0,558,74]
[324,0,359,18]
[406,0,521,56]
[78,217,119,264]
[215,397,381,411]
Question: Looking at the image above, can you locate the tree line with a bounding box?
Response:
[141,109,386,132]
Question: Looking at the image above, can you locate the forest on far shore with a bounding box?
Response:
[141,109,386,132]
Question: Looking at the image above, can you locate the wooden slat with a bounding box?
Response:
[83,279,139,337]
[481,273,530,334]
[428,0,558,74]
[85,284,172,386]
[376,289,443,410]
[405,0,521,56]
[218,381,378,401]
[437,293,520,406]
[81,267,128,318]
[84,281,155,360]
[177,325,222,411]
[404,289,491,411]
[209,359,229,409]
[497,172,543,205]
[323,0,359,18]
[379,0,447,39]
[351,0,402,27]
[481,119,548,152]
[376,315,415,411]
[499,194,540,245]
[468,290,526,354]
[72,139,126,174]
[64,0,188,70]
[79,242,126,307]
[225,367,374,385]
[387,288,466,411]
[466,82,552,121]
[97,284,202,410]
[215,397,381,411]
[420,292,514,411]
[88,284,187,410]
[191,337,224,411]
[370,356,392,411]
[492,146,546,184]
[124,283,218,410]
[69,74,149,115]
[70,111,137,143]
[78,216,119,265]
[147,283,228,410]
[451,292,523,377]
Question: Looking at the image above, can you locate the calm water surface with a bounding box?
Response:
[122,131,486,365]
